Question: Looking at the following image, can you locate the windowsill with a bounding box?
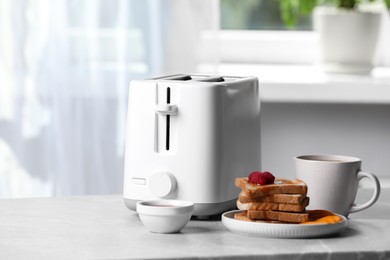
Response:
[216,63,390,104]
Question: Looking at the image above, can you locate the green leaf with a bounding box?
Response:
[384,0,390,9]
[299,0,318,15]
[279,0,300,28]
[337,0,357,9]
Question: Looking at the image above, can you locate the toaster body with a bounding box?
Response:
[123,74,261,216]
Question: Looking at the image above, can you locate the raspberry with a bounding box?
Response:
[262,171,275,184]
[248,171,275,185]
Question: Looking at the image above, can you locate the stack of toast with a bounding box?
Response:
[235,177,310,223]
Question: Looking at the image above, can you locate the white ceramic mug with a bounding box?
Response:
[295,155,381,217]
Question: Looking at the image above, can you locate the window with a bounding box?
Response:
[220,0,312,31]
[217,0,390,66]
[218,0,317,64]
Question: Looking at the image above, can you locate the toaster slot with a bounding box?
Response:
[163,75,192,81]
[220,76,240,82]
[155,84,177,154]
[188,75,209,81]
[166,87,171,151]
[197,76,224,82]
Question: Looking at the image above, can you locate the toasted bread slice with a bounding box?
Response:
[236,210,340,224]
[235,177,307,197]
[238,191,307,204]
[237,197,309,213]
[247,210,309,223]
[234,211,283,223]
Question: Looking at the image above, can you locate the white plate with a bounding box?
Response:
[222,210,348,239]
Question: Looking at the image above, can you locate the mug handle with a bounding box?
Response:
[349,170,381,214]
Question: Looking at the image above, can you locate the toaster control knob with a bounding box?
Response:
[148,172,177,198]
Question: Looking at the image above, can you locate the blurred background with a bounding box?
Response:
[1,0,390,198]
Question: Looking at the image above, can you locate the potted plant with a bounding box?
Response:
[280,0,385,74]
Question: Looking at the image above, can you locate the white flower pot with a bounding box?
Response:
[313,7,381,74]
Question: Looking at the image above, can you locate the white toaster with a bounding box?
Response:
[123,74,261,216]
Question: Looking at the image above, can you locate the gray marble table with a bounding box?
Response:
[0,188,389,260]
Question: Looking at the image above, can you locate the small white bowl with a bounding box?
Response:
[136,200,194,233]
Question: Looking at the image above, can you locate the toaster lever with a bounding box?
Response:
[155,104,178,116]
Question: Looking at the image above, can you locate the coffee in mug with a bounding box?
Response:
[295,155,381,217]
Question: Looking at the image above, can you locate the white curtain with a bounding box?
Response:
[0,0,219,198]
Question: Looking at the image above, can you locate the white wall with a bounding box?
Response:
[260,103,390,185]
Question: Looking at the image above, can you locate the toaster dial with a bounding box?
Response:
[148,172,177,198]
